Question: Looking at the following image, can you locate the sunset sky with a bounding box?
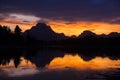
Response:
[0,0,120,36]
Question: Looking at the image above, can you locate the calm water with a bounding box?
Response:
[0,49,120,80]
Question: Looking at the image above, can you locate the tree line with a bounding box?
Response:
[0,25,23,45]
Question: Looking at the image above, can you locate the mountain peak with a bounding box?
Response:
[36,23,47,26]
[79,30,97,38]
[31,23,52,31]
[36,23,49,27]
[108,32,120,38]
[25,23,67,41]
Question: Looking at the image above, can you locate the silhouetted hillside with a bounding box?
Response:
[55,30,120,48]
[78,30,97,38]
[78,30,120,38]
[24,23,67,41]
[108,32,120,38]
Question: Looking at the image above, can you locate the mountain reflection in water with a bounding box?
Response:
[0,49,120,80]
[47,54,120,70]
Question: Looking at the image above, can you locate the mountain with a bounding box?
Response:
[24,23,67,41]
[78,30,120,38]
[78,30,97,38]
[108,32,120,38]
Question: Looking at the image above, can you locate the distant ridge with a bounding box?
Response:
[78,30,120,38]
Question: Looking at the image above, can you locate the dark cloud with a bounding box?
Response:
[0,0,120,24]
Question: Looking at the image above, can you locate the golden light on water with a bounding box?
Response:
[0,55,120,71]
[47,54,120,70]
[0,54,120,77]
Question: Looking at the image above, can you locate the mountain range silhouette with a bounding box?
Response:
[0,23,120,47]
[24,23,120,40]
[79,30,120,38]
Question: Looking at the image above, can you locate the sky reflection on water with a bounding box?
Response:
[0,48,120,80]
[47,54,120,70]
[0,57,38,77]
[0,53,120,78]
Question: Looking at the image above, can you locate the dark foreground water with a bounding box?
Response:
[0,48,120,80]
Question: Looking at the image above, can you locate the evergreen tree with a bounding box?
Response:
[14,25,22,36]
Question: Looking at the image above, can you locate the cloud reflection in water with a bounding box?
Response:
[0,57,39,77]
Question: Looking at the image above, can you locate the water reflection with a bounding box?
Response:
[47,54,120,70]
[0,57,38,77]
[0,49,120,79]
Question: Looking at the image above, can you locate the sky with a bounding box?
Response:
[0,0,120,36]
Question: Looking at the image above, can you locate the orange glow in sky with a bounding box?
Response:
[48,21,120,36]
[0,14,120,36]
[47,54,120,70]
[0,21,34,31]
